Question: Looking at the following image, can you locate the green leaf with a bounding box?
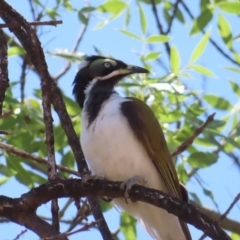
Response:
[94,21,107,29]
[61,151,75,176]
[187,152,218,168]
[144,52,160,61]
[160,109,182,123]
[63,0,74,11]
[170,45,180,74]
[208,119,228,131]
[7,156,34,187]
[203,94,233,110]
[63,95,80,115]
[229,80,240,97]
[177,164,188,184]
[100,199,113,212]
[190,9,213,35]
[47,50,84,63]
[138,3,147,34]
[219,2,240,15]
[187,102,206,116]
[190,29,211,63]
[118,29,141,41]
[0,164,14,177]
[218,14,232,48]
[175,8,185,24]
[225,67,240,74]
[202,187,219,210]
[230,232,240,240]
[46,8,59,20]
[192,64,215,77]
[195,138,217,147]
[201,0,211,10]
[189,192,202,205]
[78,10,88,24]
[81,7,96,13]
[0,177,10,185]
[146,35,170,43]
[163,8,171,23]
[8,46,26,56]
[125,7,130,27]
[98,1,127,14]
[120,212,137,240]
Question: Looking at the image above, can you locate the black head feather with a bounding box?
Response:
[72,55,149,108]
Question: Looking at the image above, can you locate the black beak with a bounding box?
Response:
[124,65,150,74]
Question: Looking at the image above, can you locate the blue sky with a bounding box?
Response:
[0,1,240,240]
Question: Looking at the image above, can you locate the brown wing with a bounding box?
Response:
[121,97,192,240]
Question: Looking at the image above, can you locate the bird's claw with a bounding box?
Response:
[120,176,146,204]
[82,175,105,183]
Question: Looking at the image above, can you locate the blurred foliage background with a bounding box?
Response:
[1,0,240,239]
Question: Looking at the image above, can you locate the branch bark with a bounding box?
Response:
[0,179,231,240]
[0,28,9,115]
[0,1,112,239]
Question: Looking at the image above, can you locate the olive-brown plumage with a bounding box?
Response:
[73,56,192,240]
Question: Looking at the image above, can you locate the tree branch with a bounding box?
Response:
[0,195,67,240]
[191,201,240,235]
[0,141,79,176]
[150,0,171,56]
[171,113,215,157]
[53,3,90,81]
[166,0,182,35]
[198,193,240,240]
[0,20,63,29]
[0,28,9,116]
[0,178,231,240]
[181,1,240,67]
[0,2,112,239]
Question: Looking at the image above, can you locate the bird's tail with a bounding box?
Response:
[113,199,190,240]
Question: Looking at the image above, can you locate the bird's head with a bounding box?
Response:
[73,55,149,108]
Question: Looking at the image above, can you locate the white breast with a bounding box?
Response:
[81,94,164,189]
[80,94,187,240]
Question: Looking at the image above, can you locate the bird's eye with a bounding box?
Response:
[104,62,111,68]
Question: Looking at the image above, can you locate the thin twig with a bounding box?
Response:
[12,229,28,240]
[0,20,63,29]
[20,59,27,103]
[67,200,91,232]
[171,113,215,157]
[43,221,97,240]
[198,193,240,240]
[0,141,80,176]
[28,0,36,20]
[219,193,240,223]
[0,178,231,240]
[181,1,240,67]
[0,1,113,238]
[166,0,181,34]
[150,0,171,56]
[53,3,90,81]
[0,29,9,115]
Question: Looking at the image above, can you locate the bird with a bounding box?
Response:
[72,55,192,240]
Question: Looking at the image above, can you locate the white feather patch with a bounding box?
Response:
[81,94,187,240]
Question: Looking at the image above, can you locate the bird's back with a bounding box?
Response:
[81,94,189,240]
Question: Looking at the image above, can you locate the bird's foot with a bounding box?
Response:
[82,174,105,183]
[120,175,146,204]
